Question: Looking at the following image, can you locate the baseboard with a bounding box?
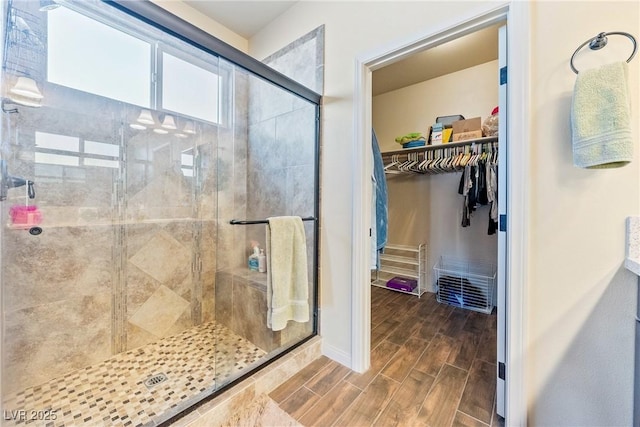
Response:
[321,342,352,368]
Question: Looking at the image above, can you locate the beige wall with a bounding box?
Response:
[528,1,639,425]
[150,0,248,52]
[250,0,503,365]
[373,60,499,290]
[249,0,640,425]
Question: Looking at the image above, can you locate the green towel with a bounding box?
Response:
[266,216,309,331]
[571,61,632,169]
[395,132,425,144]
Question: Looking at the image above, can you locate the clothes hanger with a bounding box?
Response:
[429,148,442,172]
[452,146,464,169]
[410,152,426,173]
[384,154,398,171]
[385,154,403,174]
[406,152,419,173]
[397,154,411,172]
[417,150,429,172]
[446,147,458,171]
[460,146,471,167]
[409,152,420,172]
[426,149,439,173]
[441,147,454,172]
[435,148,449,173]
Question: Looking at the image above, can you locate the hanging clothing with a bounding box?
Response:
[459,156,496,232]
[486,162,498,235]
[371,129,388,269]
[477,160,489,205]
[460,165,474,227]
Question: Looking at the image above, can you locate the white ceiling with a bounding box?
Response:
[372,24,501,96]
[183,2,500,95]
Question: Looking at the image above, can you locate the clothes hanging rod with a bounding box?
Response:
[229,216,317,225]
[381,136,498,157]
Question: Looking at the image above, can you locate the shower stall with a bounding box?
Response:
[1,0,319,425]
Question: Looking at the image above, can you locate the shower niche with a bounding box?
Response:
[0,0,320,425]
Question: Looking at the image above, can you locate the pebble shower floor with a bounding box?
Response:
[2,322,266,426]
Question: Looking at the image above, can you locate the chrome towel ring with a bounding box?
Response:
[570,31,637,74]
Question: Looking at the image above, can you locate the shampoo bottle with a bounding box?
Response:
[248,246,260,271]
[258,249,266,273]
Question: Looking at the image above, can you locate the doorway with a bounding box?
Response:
[351,4,530,425]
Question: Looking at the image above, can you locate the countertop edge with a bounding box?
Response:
[626,216,640,276]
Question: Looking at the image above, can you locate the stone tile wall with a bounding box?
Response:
[218,27,324,353]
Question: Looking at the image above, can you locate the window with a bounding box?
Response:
[46,3,231,124]
[84,141,120,168]
[181,150,194,177]
[35,132,120,170]
[162,52,220,123]
[46,5,225,125]
[47,7,151,107]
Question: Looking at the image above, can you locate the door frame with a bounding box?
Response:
[351,2,530,425]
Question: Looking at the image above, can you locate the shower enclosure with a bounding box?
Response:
[1,0,319,425]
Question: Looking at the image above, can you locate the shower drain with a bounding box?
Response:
[144,373,168,389]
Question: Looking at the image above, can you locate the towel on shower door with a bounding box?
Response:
[266,216,309,331]
[571,61,633,168]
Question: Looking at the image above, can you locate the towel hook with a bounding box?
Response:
[570,31,637,74]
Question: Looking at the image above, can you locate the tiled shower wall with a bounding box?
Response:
[1,82,226,393]
[215,27,324,350]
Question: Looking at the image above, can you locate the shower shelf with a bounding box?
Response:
[5,217,215,230]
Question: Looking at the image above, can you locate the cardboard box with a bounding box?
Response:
[452,117,482,142]
[453,130,483,142]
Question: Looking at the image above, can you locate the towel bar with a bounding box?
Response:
[230,217,316,225]
[570,31,637,74]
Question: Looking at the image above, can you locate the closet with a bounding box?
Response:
[371,21,506,418]
[372,53,499,300]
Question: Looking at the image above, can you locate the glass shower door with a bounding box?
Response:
[213,59,318,388]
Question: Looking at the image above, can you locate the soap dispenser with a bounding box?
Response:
[248,245,260,271]
[258,249,267,273]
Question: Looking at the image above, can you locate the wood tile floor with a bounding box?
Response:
[269,286,505,427]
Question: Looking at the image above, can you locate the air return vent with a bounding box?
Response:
[144,373,168,389]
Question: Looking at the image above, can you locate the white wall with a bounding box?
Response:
[250,0,504,367]
[373,61,499,291]
[249,0,639,425]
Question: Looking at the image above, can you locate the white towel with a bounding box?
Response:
[571,61,633,169]
[266,216,309,331]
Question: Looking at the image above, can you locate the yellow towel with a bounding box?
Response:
[266,216,309,331]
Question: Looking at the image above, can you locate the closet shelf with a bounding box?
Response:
[379,253,419,265]
[377,265,419,277]
[385,243,420,252]
[372,243,427,297]
[381,136,498,157]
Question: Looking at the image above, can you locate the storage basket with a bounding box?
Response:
[433,256,496,314]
